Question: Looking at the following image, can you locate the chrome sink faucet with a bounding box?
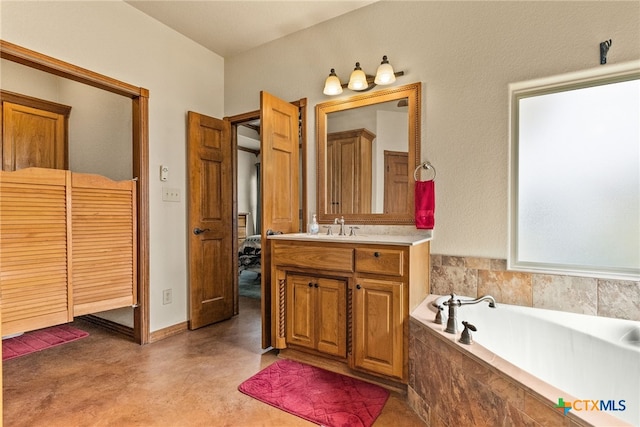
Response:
[334,216,346,236]
[442,293,497,334]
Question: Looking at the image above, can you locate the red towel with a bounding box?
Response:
[415,180,435,229]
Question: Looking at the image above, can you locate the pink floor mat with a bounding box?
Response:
[2,324,89,361]
[238,359,389,427]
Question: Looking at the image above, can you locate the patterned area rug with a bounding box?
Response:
[238,359,389,427]
[2,324,89,361]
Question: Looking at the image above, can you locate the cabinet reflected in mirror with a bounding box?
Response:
[316,82,421,224]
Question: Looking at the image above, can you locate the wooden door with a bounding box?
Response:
[187,112,234,329]
[384,151,408,214]
[353,277,404,379]
[260,91,300,348]
[2,100,69,171]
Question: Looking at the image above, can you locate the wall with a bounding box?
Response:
[430,255,639,321]
[225,1,640,316]
[225,1,640,258]
[1,1,225,332]
[238,149,258,235]
[0,59,132,181]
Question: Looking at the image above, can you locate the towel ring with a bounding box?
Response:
[414,162,436,181]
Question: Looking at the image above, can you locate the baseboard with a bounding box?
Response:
[149,321,189,343]
[81,315,135,340]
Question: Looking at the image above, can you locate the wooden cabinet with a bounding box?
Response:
[353,247,406,378]
[270,237,430,385]
[326,129,374,214]
[286,274,346,357]
[1,91,70,171]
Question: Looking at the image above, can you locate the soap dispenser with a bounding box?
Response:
[309,214,319,235]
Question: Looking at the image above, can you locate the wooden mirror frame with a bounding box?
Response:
[316,82,421,224]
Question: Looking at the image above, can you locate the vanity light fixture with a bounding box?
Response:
[323,69,343,95]
[323,55,404,95]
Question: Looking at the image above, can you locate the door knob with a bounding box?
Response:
[193,227,210,235]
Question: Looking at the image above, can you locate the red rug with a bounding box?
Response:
[2,324,89,361]
[238,359,389,427]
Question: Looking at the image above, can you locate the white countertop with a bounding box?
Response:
[267,231,433,246]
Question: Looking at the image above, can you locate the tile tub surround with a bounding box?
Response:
[407,315,632,427]
[430,255,640,321]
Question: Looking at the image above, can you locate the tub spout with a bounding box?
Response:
[460,295,497,308]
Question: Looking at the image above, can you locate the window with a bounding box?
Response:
[509,61,640,280]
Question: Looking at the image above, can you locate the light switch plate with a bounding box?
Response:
[162,187,180,202]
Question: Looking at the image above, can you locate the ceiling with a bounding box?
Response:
[125,1,377,58]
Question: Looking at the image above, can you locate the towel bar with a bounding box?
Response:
[414,161,436,181]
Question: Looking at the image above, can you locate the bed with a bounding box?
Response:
[238,234,261,277]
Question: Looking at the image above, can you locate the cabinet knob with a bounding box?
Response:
[374,252,380,257]
[356,284,361,290]
[308,282,313,288]
[314,283,319,288]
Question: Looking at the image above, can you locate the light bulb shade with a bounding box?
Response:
[348,62,368,91]
[323,69,343,95]
[374,55,396,85]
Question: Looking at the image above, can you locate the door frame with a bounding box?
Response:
[227,98,307,320]
[0,40,150,344]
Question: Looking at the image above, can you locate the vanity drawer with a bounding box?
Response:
[355,248,404,277]
[273,243,354,272]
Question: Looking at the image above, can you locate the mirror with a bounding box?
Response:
[316,82,421,224]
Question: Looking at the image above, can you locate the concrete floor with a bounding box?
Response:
[3,297,426,426]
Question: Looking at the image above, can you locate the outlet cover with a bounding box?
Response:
[162,187,180,202]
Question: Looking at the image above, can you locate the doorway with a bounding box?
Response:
[228,97,307,317]
[236,120,262,301]
[0,40,150,344]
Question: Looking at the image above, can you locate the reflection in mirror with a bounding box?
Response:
[316,82,420,224]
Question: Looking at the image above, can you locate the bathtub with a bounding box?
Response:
[410,295,639,426]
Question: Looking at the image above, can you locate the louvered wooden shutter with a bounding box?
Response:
[0,168,72,336]
[0,168,136,335]
[71,173,136,316]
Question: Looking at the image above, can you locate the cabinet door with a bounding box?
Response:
[316,277,347,357]
[285,274,347,357]
[2,101,68,171]
[353,277,404,379]
[286,274,315,349]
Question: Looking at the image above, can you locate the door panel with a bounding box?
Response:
[384,151,408,214]
[286,274,314,348]
[188,111,234,330]
[2,101,68,171]
[316,277,346,357]
[353,278,403,378]
[260,91,300,348]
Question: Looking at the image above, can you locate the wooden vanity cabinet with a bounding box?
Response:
[271,237,430,385]
[286,274,346,357]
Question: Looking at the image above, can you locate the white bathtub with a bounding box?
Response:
[412,295,640,426]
